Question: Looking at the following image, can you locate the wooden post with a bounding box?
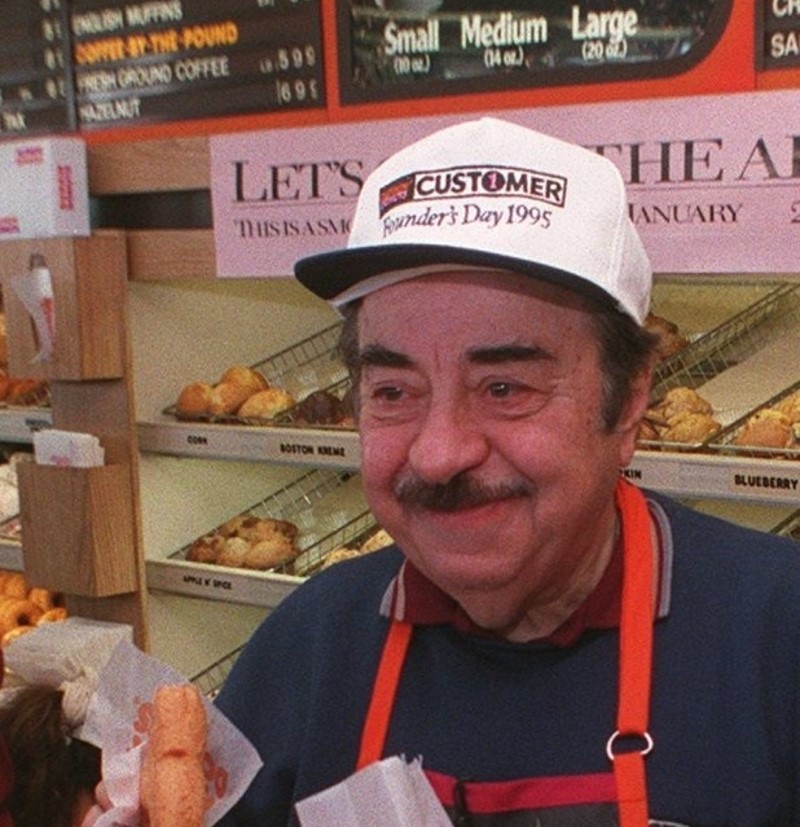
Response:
[0,231,148,648]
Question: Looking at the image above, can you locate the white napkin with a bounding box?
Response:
[295,755,452,827]
[33,428,105,467]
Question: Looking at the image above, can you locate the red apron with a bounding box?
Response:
[356,479,654,827]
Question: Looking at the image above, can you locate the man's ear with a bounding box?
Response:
[615,360,654,463]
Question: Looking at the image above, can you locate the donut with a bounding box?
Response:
[214,536,251,568]
[0,598,42,636]
[237,388,295,420]
[661,411,721,444]
[1,573,28,599]
[218,365,269,396]
[321,547,362,569]
[140,684,207,827]
[185,535,224,564]
[6,378,48,405]
[37,607,67,624]
[208,381,254,416]
[658,387,713,420]
[242,536,299,571]
[360,528,394,554]
[176,382,214,418]
[775,392,800,425]
[294,390,347,425]
[644,312,689,361]
[28,586,55,612]
[734,409,793,449]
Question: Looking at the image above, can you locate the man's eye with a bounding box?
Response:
[488,382,515,398]
[372,386,404,402]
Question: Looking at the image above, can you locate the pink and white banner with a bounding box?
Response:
[211,89,800,279]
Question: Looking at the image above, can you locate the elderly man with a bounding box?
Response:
[216,118,800,827]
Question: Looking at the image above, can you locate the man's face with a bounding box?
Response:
[355,270,646,637]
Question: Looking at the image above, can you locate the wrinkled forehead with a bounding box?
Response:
[358,267,602,320]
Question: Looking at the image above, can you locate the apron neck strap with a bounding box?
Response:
[609,479,655,827]
[357,619,413,770]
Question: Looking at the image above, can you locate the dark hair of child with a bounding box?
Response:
[0,684,101,827]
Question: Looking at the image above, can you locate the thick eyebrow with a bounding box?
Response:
[466,344,553,364]
[356,343,552,370]
[356,344,413,369]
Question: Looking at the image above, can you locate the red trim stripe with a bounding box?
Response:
[425,769,617,813]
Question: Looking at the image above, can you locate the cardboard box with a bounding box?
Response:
[0,137,90,240]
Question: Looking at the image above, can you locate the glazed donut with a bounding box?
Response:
[1,573,28,599]
[0,598,42,636]
[140,684,208,827]
[27,586,55,612]
[37,607,67,624]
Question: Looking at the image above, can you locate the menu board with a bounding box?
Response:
[0,0,76,137]
[758,0,800,71]
[339,0,733,103]
[70,0,324,131]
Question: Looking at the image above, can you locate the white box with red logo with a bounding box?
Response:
[0,137,90,240]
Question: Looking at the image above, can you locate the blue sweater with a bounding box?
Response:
[216,493,800,826]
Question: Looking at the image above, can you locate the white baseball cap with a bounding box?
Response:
[295,117,651,323]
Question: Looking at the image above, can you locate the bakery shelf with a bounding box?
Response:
[624,451,800,505]
[141,320,358,465]
[146,468,374,608]
[137,420,360,468]
[0,540,22,572]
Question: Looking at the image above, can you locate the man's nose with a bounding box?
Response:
[406,396,489,484]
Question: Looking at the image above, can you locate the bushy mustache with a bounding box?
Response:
[393,472,532,512]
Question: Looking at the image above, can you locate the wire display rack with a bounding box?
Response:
[706,379,800,461]
[170,467,374,576]
[773,510,800,544]
[191,645,244,699]
[650,282,800,398]
[251,322,348,394]
[638,283,800,453]
[163,322,350,425]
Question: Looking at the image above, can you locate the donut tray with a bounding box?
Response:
[705,379,800,461]
[170,467,375,578]
[162,321,350,427]
[637,282,800,453]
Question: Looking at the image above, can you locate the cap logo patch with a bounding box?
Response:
[379,164,567,217]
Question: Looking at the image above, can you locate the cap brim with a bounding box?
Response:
[295,243,622,314]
